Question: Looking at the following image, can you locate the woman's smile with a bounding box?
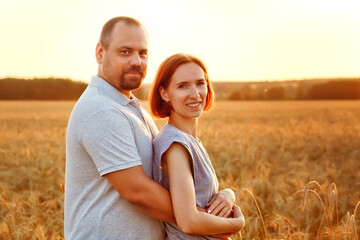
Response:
[186,102,202,108]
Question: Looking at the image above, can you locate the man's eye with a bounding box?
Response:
[139,52,148,57]
[120,50,129,55]
[179,85,187,89]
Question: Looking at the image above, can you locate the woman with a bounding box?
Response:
[149,53,245,239]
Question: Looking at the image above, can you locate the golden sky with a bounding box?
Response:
[1,0,359,83]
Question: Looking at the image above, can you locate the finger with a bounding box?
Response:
[207,199,221,214]
[216,206,227,217]
[232,205,242,218]
[219,236,229,240]
[196,206,207,213]
[224,208,233,218]
[218,208,232,218]
[212,233,231,240]
[210,203,225,216]
[206,194,218,207]
[220,206,233,218]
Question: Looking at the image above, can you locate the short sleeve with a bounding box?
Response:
[79,108,142,176]
[153,127,194,185]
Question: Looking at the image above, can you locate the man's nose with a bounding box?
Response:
[130,53,141,66]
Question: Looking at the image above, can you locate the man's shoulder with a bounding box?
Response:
[77,85,118,109]
[69,93,130,131]
[75,86,131,116]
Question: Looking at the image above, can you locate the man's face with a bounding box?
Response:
[97,22,148,96]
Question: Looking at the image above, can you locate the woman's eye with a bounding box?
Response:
[197,81,206,86]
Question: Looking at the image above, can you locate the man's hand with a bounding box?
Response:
[206,188,235,217]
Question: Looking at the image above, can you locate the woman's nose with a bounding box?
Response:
[190,86,200,98]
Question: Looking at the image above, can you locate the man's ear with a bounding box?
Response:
[95,42,104,64]
[159,86,169,102]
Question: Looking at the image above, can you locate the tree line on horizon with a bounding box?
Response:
[224,78,360,100]
[0,78,87,100]
[0,77,359,101]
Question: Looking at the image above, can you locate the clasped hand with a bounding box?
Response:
[206,189,244,240]
[206,188,236,218]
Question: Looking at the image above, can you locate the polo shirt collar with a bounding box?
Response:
[89,75,139,106]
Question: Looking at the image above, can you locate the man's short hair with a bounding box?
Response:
[99,16,145,49]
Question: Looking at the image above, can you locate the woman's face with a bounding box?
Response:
[160,62,208,120]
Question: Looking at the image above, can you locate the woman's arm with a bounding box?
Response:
[164,142,245,236]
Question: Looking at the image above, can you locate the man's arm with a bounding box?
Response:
[105,166,176,223]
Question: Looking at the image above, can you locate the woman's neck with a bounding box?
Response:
[168,113,198,139]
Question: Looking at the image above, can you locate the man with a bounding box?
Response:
[65,16,174,239]
[65,16,237,240]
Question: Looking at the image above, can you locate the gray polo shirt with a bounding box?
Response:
[64,76,163,239]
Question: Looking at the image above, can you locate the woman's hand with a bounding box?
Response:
[210,205,245,239]
[232,204,245,230]
[206,188,235,218]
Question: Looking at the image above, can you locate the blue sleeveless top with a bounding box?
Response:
[153,124,219,240]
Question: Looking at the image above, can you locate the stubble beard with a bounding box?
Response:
[119,66,146,91]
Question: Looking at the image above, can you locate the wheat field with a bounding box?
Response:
[0,100,359,239]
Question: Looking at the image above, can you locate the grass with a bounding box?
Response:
[0,100,359,239]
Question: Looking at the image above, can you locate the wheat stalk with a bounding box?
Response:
[354,201,360,220]
[350,215,356,240]
[236,189,268,239]
[352,202,360,240]
[298,189,333,239]
[329,183,339,228]
[280,215,292,240]
[346,212,351,240]
[301,181,329,212]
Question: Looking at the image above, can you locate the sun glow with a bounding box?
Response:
[1,0,359,82]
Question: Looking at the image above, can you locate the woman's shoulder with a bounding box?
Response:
[154,124,190,147]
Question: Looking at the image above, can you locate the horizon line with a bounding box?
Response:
[1,75,359,83]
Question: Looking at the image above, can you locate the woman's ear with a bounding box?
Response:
[159,86,169,102]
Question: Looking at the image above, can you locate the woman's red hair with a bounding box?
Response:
[149,53,215,118]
